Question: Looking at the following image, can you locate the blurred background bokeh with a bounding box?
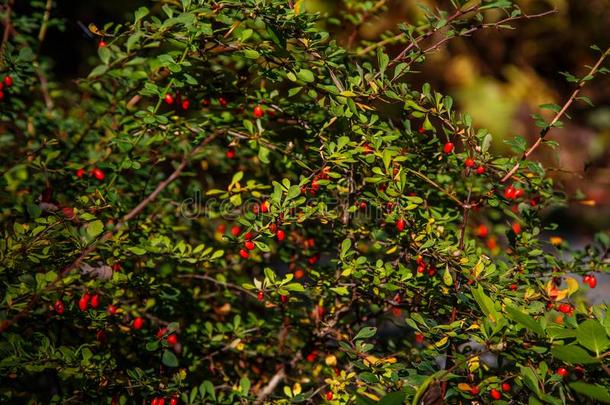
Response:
[28,0,610,240]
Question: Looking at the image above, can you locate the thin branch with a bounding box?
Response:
[254,353,302,404]
[406,168,464,207]
[0,0,14,62]
[178,274,258,299]
[500,46,610,183]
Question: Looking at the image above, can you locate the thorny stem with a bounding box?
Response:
[501,46,610,183]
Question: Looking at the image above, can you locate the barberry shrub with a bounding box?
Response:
[1,0,609,404]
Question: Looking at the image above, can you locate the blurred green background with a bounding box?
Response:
[33,0,610,234]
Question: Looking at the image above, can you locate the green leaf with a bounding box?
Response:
[471,286,501,322]
[86,220,104,238]
[354,327,376,341]
[576,319,609,355]
[162,350,179,367]
[296,69,315,83]
[379,391,406,405]
[286,185,301,201]
[569,382,610,403]
[551,345,598,364]
[258,146,270,164]
[505,306,544,336]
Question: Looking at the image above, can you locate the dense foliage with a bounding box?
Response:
[1,0,609,404]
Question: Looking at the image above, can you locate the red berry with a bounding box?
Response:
[326,391,333,401]
[443,142,454,154]
[359,201,367,210]
[90,294,100,309]
[476,165,486,174]
[415,332,425,343]
[181,99,190,110]
[62,207,75,219]
[362,142,373,154]
[276,229,285,241]
[558,303,571,314]
[219,97,228,107]
[253,105,264,118]
[417,264,426,274]
[490,388,501,400]
[111,263,121,272]
[308,255,319,265]
[514,188,524,198]
[244,232,253,240]
[261,200,269,213]
[91,168,105,180]
[156,327,168,339]
[226,149,235,159]
[3,76,13,87]
[170,397,178,405]
[512,222,522,235]
[164,94,174,105]
[239,249,249,259]
[476,224,488,238]
[465,158,475,168]
[587,275,597,289]
[132,317,144,330]
[54,299,65,314]
[231,226,241,237]
[396,218,405,232]
[0,90,4,100]
[509,284,517,291]
[151,398,158,405]
[503,185,516,199]
[257,291,264,301]
[244,240,255,251]
[98,40,107,48]
[583,274,591,284]
[470,386,480,395]
[76,168,86,178]
[501,383,510,392]
[107,304,117,315]
[280,295,288,303]
[96,329,106,343]
[78,295,89,311]
[556,367,569,377]
[167,334,178,346]
[157,399,165,405]
[418,127,426,134]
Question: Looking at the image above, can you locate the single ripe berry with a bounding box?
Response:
[169,397,178,405]
[156,327,168,339]
[76,168,86,178]
[132,317,144,330]
[325,391,333,401]
[280,295,288,303]
[90,294,100,309]
[98,40,107,48]
[261,200,269,213]
[476,224,488,238]
[490,388,501,400]
[226,149,235,159]
[417,264,426,274]
[167,334,178,346]
[54,299,65,314]
[587,275,597,289]
[219,97,228,107]
[181,99,190,110]
[308,255,319,265]
[91,168,105,180]
[556,367,569,377]
[244,232,253,240]
[501,383,511,392]
[0,90,4,100]
[583,274,591,284]
[512,222,522,235]
[231,226,241,237]
[62,207,75,219]
[306,352,317,362]
[465,158,475,168]
[470,386,480,395]
[164,94,174,105]
[396,218,406,232]
[443,142,454,154]
[418,127,426,134]
[3,76,13,87]
[150,398,159,405]
[558,303,571,314]
[476,166,485,175]
[509,284,517,291]
[78,295,89,311]
[415,332,425,343]
[277,229,286,241]
[239,249,249,259]
[257,291,264,301]
[504,185,516,199]
[111,263,121,272]
[107,304,117,315]
[359,201,367,210]
[157,399,165,405]
[244,240,255,251]
[253,105,264,118]
[514,188,524,198]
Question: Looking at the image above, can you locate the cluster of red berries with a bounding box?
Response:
[163,93,190,110]
[503,184,525,200]
[0,75,13,101]
[557,303,573,315]
[415,256,436,277]
[150,395,179,405]
[54,294,119,316]
[76,167,105,180]
[582,274,597,288]
[302,167,330,196]
[156,327,179,347]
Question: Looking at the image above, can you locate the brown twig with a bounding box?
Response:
[500,46,610,183]
[178,274,258,299]
[254,353,302,404]
[0,0,14,62]
[3,132,219,329]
